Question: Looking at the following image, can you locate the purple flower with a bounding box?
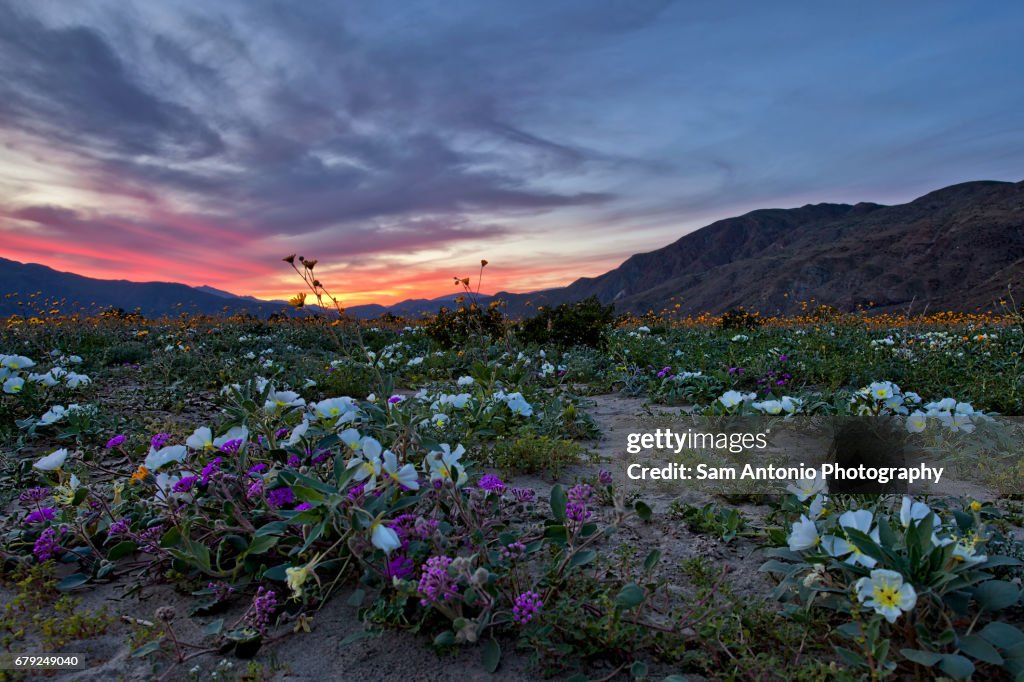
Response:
[510,487,536,503]
[208,581,235,603]
[105,435,126,449]
[500,541,526,561]
[294,502,314,511]
[287,454,302,469]
[246,587,278,634]
[599,470,613,486]
[33,527,62,562]
[388,395,404,404]
[173,476,198,493]
[418,555,459,606]
[266,487,295,508]
[108,517,131,537]
[275,427,290,439]
[248,463,268,475]
[19,487,50,505]
[385,554,415,580]
[567,483,593,505]
[135,525,164,553]
[150,433,172,450]
[566,502,592,531]
[25,507,57,525]
[246,480,264,501]
[219,439,243,455]
[201,457,223,485]
[347,482,367,501]
[778,354,789,363]
[478,474,506,494]
[512,591,542,625]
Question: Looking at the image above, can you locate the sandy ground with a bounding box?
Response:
[1,393,1007,681]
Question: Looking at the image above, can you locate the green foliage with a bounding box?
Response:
[518,296,614,349]
[485,434,587,477]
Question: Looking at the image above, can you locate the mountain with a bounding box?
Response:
[0,259,290,318]
[491,180,1024,316]
[3,179,1021,320]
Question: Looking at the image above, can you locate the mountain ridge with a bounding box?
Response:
[2,179,1021,319]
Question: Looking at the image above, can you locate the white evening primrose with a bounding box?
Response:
[855,569,917,623]
[899,496,939,529]
[718,390,745,409]
[382,450,419,490]
[144,445,188,471]
[786,475,827,502]
[788,515,820,552]
[2,355,35,370]
[186,426,215,451]
[752,399,783,415]
[286,419,309,446]
[906,411,928,433]
[39,405,68,425]
[426,443,468,487]
[822,509,880,568]
[34,448,69,471]
[213,426,248,450]
[3,377,25,394]
[370,518,401,554]
[432,413,449,428]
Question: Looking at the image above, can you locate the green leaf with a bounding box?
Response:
[433,631,455,647]
[938,654,974,680]
[482,638,501,674]
[643,549,661,572]
[835,646,867,667]
[569,550,596,568]
[131,639,164,658]
[630,660,648,679]
[56,573,90,591]
[616,583,645,609]
[974,580,1021,612]
[106,540,138,561]
[634,500,652,521]
[254,521,289,537]
[550,485,567,523]
[262,564,288,582]
[347,589,366,607]
[979,622,1024,650]
[203,618,225,637]
[245,535,280,556]
[958,634,1003,665]
[899,648,942,666]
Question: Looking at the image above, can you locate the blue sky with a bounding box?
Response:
[0,0,1021,302]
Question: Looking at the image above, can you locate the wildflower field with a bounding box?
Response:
[2,300,1024,681]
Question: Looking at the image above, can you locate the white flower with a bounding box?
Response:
[752,399,783,415]
[286,419,309,446]
[822,509,880,568]
[34,448,69,470]
[347,437,383,490]
[505,394,533,417]
[213,426,248,450]
[2,355,35,370]
[855,569,917,623]
[899,496,939,529]
[731,334,749,342]
[426,443,469,486]
[40,405,68,425]
[264,389,305,414]
[3,377,25,394]
[718,390,746,409]
[432,413,449,428]
[868,381,895,401]
[144,445,188,471]
[457,376,475,386]
[370,520,401,554]
[788,515,820,552]
[186,427,214,450]
[637,326,651,333]
[64,372,91,388]
[312,397,356,421]
[786,475,827,502]
[906,411,928,433]
[780,396,802,414]
[382,450,419,490]
[29,371,59,387]
[951,533,987,566]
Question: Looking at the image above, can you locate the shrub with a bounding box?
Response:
[518,296,614,349]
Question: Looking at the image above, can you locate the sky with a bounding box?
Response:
[1,1,1022,306]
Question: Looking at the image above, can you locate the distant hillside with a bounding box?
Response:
[4,179,1021,320]
[492,180,1024,316]
[0,259,289,318]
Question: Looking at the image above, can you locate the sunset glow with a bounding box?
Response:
[1,2,1022,307]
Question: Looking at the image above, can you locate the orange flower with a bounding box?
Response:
[130,465,149,484]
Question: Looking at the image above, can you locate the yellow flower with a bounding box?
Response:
[130,465,149,485]
[970,500,982,512]
[288,293,306,309]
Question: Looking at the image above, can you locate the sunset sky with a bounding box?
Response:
[1,1,1022,306]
